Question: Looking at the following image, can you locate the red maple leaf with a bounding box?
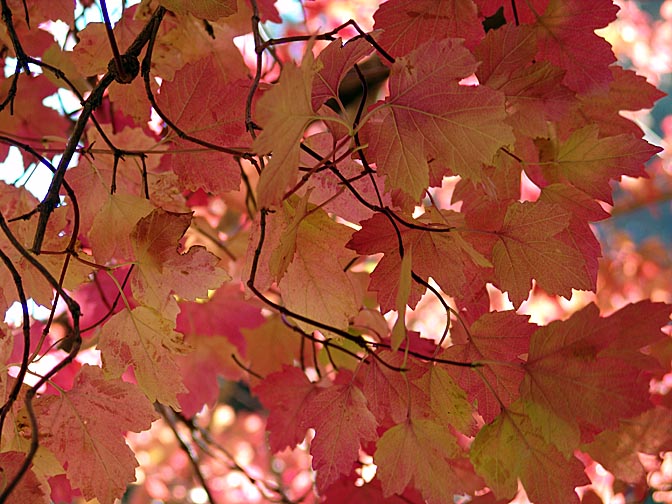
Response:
[254,366,317,453]
[442,310,533,422]
[534,0,619,93]
[362,38,514,200]
[522,301,671,440]
[0,452,48,504]
[347,211,488,312]
[34,366,159,504]
[471,401,590,504]
[302,371,378,490]
[373,0,484,56]
[157,56,250,193]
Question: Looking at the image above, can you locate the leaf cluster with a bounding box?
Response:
[0,0,670,503]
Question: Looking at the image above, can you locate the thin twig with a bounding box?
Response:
[99,0,126,81]
[0,247,31,441]
[158,405,217,504]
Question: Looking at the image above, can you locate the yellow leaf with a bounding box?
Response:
[254,48,320,207]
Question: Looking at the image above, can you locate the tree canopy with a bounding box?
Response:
[0,0,670,503]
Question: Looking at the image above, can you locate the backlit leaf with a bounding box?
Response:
[34,366,158,504]
[98,307,190,409]
[254,49,320,207]
[363,39,514,201]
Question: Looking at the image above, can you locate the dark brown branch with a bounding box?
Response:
[99,0,126,81]
[300,144,455,234]
[259,19,395,65]
[231,353,264,380]
[511,0,520,26]
[0,214,81,503]
[0,0,30,74]
[0,248,31,440]
[32,5,167,253]
[0,136,81,251]
[0,65,21,114]
[411,272,451,351]
[246,0,265,138]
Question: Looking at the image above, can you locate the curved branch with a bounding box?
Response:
[0,214,81,503]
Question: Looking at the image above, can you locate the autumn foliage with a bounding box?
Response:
[0,0,671,503]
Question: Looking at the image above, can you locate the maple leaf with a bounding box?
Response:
[475,0,549,25]
[538,183,610,222]
[159,0,237,20]
[0,8,53,58]
[583,407,672,484]
[177,283,264,352]
[474,25,537,87]
[67,125,170,236]
[347,211,487,312]
[254,48,320,207]
[298,133,393,223]
[373,0,484,56]
[0,0,669,502]
[7,0,74,26]
[175,329,243,417]
[0,189,92,308]
[567,66,667,138]
[530,125,663,204]
[490,200,593,305]
[0,74,70,165]
[533,0,619,93]
[89,194,155,264]
[312,37,374,111]
[72,14,143,76]
[322,472,424,504]
[451,154,523,216]
[422,365,475,435]
[131,208,230,311]
[241,315,305,385]
[72,267,135,337]
[362,39,514,200]
[157,56,250,193]
[470,401,589,504]
[475,25,573,138]
[391,248,412,350]
[108,78,154,126]
[441,310,532,422]
[158,13,249,81]
[521,301,671,440]
[34,365,158,504]
[301,371,378,490]
[97,306,191,409]
[0,452,48,504]
[254,366,316,453]
[255,200,361,333]
[41,43,90,96]
[175,284,264,415]
[358,350,428,426]
[537,183,607,286]
[375,418,483,502]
